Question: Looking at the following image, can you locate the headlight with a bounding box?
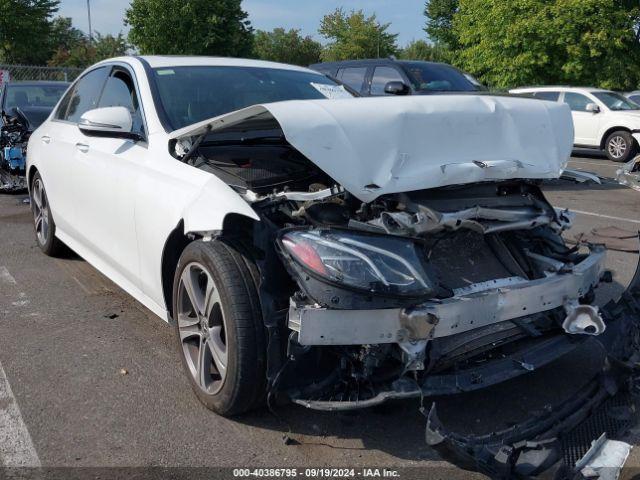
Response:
[278,229,436,298]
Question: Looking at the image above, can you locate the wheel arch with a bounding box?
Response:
[600,126,633,150]
[27,165,39,191]
[160,213,260,321]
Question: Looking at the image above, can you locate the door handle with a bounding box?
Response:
[75,143,89,153]
[41,135,51,144]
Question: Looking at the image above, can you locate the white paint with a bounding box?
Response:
[0,360,40,467]
[0,266,17,286]
[171,95,574,203]
[571,209,640,225]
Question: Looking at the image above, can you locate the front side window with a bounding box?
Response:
[336,67,368,92]
[534,91,560,101]
[592,92,640,111]
[59,67,108,122]
[401,62,478,92]
[98,69,144,135]
[370,66,405,95]
[152,66,354,131]
[563,92,592,112]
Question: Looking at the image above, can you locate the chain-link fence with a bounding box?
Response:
[0,64,83,83]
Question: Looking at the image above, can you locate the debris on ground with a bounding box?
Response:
[119,368,128,376]
[561,168,602,184]
[573,226,639,253]
[617,156,640,191]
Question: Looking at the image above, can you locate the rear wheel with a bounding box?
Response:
[31,172,65,256]
[172,239,267,416]
[605,130,636,162]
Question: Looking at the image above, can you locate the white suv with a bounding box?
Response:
[510,86,640,162]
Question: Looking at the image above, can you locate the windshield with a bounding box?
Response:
[3,84,68,111]
[152,66,354,130]
[593,92,640,111]
[401,62,479,92]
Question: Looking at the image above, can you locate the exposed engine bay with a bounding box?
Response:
[173,98,640,478]
[175,121,610,408]
[0,108,29,191]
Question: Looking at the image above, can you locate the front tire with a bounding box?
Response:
[605,130,637,162]
[172,239,267,416]
[30,172,65,256]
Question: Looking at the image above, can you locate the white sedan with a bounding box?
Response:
[28,56,610,418]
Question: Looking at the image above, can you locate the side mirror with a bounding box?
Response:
[79,107,141,140]
[586,103,600,113]
[384,81,411,96]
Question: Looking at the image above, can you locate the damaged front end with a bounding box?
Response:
[173,95,639,479]
[0,109,29,191]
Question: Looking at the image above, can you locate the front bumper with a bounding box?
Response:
[289,247,606,346]
[424,253,640,479]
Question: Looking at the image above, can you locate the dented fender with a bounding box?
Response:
[181,176,260,236]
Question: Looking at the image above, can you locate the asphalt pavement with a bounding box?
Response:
[0,154,639,479]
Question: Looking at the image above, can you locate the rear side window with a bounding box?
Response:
[58,67,108,122]
[98,69,144,135]
[629,95,640,105]
[336,67,367,92]
[563,92,591,112]
[533,91,560,101]
[370,66,405,96]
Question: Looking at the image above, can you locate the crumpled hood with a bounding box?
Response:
[170,95,573,203]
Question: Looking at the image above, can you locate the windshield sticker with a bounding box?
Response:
[311,83,352,99]
[156,69,175,76]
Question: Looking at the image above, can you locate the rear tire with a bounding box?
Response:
[172,239,267,416]
[605,130,637,162]
[30,172,65,257]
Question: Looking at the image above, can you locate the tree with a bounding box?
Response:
[253,28,322,66]
[0,0,59,64]
[48,33,127,68]
[319,8,398,61]
[399,39,448,62]
[125,0,253,56]
[48,16,84,53]
[424,0,458,48]
[452,0,640,90]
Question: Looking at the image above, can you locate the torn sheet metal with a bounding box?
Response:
[170,95,574,202]
[617,156,640,191]
[575,434,631,480]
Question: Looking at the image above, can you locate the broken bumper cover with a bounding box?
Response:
[423,257,640,479]
[290,335,589,411]
[289,247,606,346]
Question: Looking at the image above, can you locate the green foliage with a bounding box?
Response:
[452,0,640,90]
[0,0,59,64]
[48,16,84,53]
[399,39,450,62]
[253,28,322,66]
[48,32,128,68]
[125,0,253,56]
[319,8,398,61]
[424,0,458,48]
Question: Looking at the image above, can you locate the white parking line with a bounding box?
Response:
[571,209,640,225]
[0,360,40,467]
[0,266,17,286]
[568,160,618,168]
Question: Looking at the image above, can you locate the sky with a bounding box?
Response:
[57,0,428,47]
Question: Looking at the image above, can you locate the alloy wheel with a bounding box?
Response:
[32,178,50,246]
[608,135,627,159]
[176,262,228,394]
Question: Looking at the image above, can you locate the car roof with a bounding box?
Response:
[100,55,317,74]
[309,58,449,69]
[511,86,611,94]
